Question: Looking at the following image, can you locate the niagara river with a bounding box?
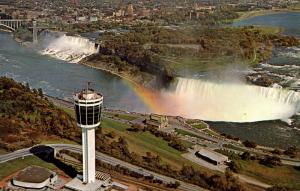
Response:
[0,12,299,123]
[0,32,149,113]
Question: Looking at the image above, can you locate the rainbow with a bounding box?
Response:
[122,80,164,114]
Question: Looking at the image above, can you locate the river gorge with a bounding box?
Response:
[1,12,300,148]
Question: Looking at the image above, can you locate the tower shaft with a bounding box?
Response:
[82,128,96,183]
[32,20,38,43]
[74,86,103,185]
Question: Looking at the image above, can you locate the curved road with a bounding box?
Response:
[0,144,208,191]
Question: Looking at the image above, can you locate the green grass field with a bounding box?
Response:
[166,55,249,75]
[175,128,204,140]
[101,118,208,171]
[41,137,78,145]
[56,105,212,172]
[238,160,300,189]
[191,123,207,130]
[216,149,300,189]
[58,106,75,118]
[203,129,220,137]
[0,155,58,180]
[105,112,139,121]
[222,144,247,152]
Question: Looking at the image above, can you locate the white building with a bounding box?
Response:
[12,166,58,189]
[196,148,229,165]
[66,84,106,191]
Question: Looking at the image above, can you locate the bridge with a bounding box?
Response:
[0,19,54,43]
[0,19,28,31]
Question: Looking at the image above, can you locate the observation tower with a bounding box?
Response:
[73,82,103,183]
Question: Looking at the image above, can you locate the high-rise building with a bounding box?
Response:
[73,83,103,183]
[69,0,79,6]
[127,4,134,17]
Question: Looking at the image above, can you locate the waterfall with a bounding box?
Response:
[40,34,98,63]
[157,78,300,122]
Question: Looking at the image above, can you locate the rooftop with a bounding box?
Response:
[197,148,228,162]
[14,165,53,183]
[75,89,102,100]
[65,174,110,191]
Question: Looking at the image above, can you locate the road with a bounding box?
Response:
[0,144,208,191]
[170,118,300,167]
[46,94,300,167]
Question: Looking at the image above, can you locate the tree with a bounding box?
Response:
[38,88,43,97]
[266,186,293,191]
[228,161,241,173]
[168,140,187,152]
[25,83,30,91]
[243,140,257,148]
[241,151,251,160]
[259,155,282,168]
[271,148,283,155]
[32,88,38,95]
[284,146,299,158]
[106,131,116,139]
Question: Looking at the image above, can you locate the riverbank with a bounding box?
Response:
[80,58,157,88]
[0,29,12,33]
[235,9,300,22]
[80,61,139,87]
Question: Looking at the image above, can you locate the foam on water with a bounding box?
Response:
[279,51,300,59]
[156,78,300,122]
[40,35,99,63]
[261,63,300,69]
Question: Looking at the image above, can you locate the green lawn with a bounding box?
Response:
[165,55,252,75]
[101,118,207,171]
[41,138,78,145]
[203,129,220,137]
[180,140,194,149]
[185,119,197,124]
[105,112,139,121]
[175,128,204,140]
[57,106,139,122]
[216,149,300,189]
[55,106,211,172]
[58,106,75,118]
[223,144,247,152]
[238,160,300,189]
[192,122,208,130]
[0,155,58,180]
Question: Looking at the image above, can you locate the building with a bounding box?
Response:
[12,166,58,189]
[146,114,168,129]
[66,171,111,191]
[195,148,229,165]
[114,9,125,17]
[140,8,150,18]
[76,16,87,22]
[0,5,6,13]
[127,4,134,17]
[90,16,98,22]
[69,0,79,6]
[66,83,104,191]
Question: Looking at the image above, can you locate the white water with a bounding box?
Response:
[40,35,99,63]
[158,78,300,122]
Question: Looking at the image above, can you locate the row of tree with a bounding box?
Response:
[0,77,81,151]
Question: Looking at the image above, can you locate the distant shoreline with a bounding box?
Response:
[235,9,300,22]
[80,61,141,87]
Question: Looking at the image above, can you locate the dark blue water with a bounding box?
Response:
[208,12,300,148]
[0,32,148,112]
[233,12,300,91]
[232,12,300,37]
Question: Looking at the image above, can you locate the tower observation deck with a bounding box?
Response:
[74,85,103,184]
